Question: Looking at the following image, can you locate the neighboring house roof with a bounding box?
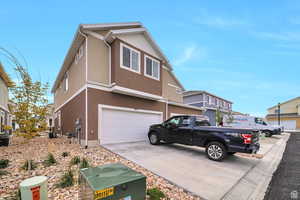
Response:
[51,22,184,93]
[268,96,300,110]
[183,90,233,104]
[0,62,13,87]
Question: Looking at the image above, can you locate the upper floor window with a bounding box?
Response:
[144,55,160,80]
[63,72,68,92]
[75,45,83,64]
[121,43,140,73]
[208,96,212,105]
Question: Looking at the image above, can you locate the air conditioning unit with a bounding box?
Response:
[79,163,146,200]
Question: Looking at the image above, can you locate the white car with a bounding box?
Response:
[223,115,282,137]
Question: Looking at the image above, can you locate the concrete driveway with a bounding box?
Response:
[103,135,286,200]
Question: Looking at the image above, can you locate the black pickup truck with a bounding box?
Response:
[148,115,260,161]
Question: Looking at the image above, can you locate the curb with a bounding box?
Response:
[221,133,290,200]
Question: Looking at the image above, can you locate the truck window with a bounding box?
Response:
[166,117,181,126]
[195,120,211,126]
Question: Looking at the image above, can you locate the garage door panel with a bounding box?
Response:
[100,106,162,145]
[268,120,296,130]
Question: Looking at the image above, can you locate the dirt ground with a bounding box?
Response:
[0,136,200,200]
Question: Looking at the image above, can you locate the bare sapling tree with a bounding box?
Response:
[0,47,49,139]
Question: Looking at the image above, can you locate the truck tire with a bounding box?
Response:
[148,132,160,145]
[265,131,272,137]
[1,138,9,146]
[206,142,227,161]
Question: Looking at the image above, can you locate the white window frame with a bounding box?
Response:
[64,72,69,92]
[75,45,83,65]
[120,43,141,74]
[208,96,212,105]
[144,55,160,81]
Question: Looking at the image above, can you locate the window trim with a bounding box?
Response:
[120,43,141,74]
[64,72,69,92]
[144,55,160,81]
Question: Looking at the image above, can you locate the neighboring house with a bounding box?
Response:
[0,63,13,133]
[266,97,300,130]
[183,90,233,125]
[52,22,203,147]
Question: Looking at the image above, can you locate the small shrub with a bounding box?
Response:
[0,170,9,177]
[147,188,166,200]
[80,158,89,169]
[62,152,70,157]
[21,160,37,170]
[70,156,80,166]
[43,153,57,167]
[0,159,9,169]
[56,170,74,188]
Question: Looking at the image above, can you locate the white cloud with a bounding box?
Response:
[194,16,249,28]
[173,45,204,66]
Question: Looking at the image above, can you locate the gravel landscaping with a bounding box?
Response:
[0,136,201,200]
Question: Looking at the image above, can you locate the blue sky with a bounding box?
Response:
[1,0,300,116]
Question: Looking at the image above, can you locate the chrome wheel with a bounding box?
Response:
[207,144,223,160]
[150,134,158,144]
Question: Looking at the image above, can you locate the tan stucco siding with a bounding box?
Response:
[268,98,300,114]
[0,78,9,111]
[87,36,109,84]
[54,41,86,110]
[162,68,183,103]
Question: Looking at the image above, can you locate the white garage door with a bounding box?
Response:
[268,120,296,130]
[99,105,163,145]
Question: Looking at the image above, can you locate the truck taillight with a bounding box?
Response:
[241,134,252,144]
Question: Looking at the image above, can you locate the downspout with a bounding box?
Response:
[165,100,168,120]
[78,27,89,148]
[103,34,112,85]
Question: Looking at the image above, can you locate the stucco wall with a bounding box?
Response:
[0,78,9,111]
[268,98,300,114]
[54,41,86,110]
[162,68,183,103]
[183,94,203,104]
[87,36,109,84]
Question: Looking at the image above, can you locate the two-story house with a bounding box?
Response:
[0,63,12,133]
[183,90,233,125]
[266,97,300,130]
[52,22,203,147]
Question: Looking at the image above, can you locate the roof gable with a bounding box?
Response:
[268,96,300,110]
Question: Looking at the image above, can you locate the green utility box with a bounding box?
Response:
[79,163,146,200]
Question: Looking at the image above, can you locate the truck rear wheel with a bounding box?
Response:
[149,132,160,145]
[265,131,272,137]
[206,142,227,161]
[1,138,9,146]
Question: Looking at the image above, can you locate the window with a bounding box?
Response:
[167,116,181,126]
[63,72,68,92]
[75,45,83,64]
[121,43,140,73]
[195,120,211,126]
[144,55,160,80]
[208,96,212,105]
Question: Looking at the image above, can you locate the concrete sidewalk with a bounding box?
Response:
[222,133,290,200]
[104,134,289,200]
